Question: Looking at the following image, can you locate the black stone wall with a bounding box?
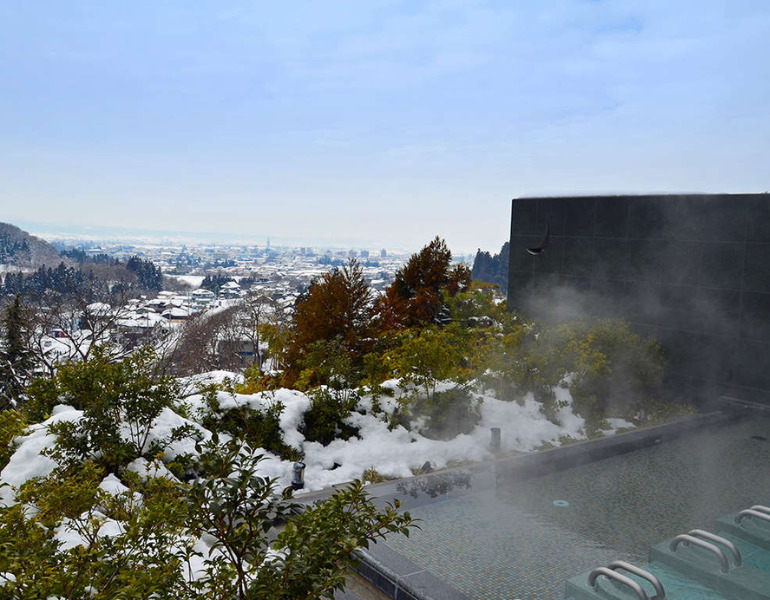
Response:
[507,194,770,404]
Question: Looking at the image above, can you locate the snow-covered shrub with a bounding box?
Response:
[414,385,481,440]
[302,387,359,446]
[33,347,195,471]
[199,391,301,462]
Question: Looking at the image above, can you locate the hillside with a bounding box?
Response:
[0,222,63,268]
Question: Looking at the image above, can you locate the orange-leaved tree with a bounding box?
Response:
[283,260,373,387]
[376,236,471,331]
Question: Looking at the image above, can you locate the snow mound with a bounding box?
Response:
[0,405,83,506]
[0,378,643,499]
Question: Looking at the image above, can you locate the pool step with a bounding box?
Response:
[565,560,727,600]
[716,507,770,552]
[711,531,770,574]
[648,534,770,600]
[566,506,770,600]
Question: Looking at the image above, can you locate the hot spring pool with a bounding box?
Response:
[379,416,770,600]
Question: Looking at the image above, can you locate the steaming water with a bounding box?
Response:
[385,417,770,600]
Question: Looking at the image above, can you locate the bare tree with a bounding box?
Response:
[23,283,137,376]
[168,294,281,377]
[167,306,249,376]
[241,292,277,374]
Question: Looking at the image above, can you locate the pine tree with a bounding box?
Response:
[0,295,35,409]
[471,241,510,291]
[376,236,471,330]
[126,256,163,291]
[284,260,373,386]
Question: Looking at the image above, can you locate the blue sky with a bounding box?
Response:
[2,1,769,253]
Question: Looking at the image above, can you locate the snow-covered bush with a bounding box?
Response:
[0,435,415,600]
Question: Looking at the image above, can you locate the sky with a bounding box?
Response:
[1,0,769,254]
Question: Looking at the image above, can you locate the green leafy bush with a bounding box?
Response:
[185,435,416,600]
[519,319,665,427]
[1,437,417,600]
[200,392,301,461]
[0,409,27,472]
[3,461,190,599]
[263,479,415,600]
[302,387,359,446]
[31,347,194,471]
[411,386,480,440]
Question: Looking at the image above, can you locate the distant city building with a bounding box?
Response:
[380,249,387,258]
[360,250,369,259]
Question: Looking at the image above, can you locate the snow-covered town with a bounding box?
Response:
[2,231,428,379]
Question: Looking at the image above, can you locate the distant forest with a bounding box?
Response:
[0,238,29,264]
[471,242,509,293]
[1,224,159,299]
[1,255,163,298]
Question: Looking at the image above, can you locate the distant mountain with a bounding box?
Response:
[471,241,509,293]
[0,222,64,268]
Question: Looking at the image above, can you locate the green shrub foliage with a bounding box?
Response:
[0,436,416,600]
[28,347,193,471]
[0,409,27,471]
[199,391,301,461]
[302,387,359,446]
[415,386,480,440]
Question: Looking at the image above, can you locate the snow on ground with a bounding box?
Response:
[99,473,130,496]
[0,405,84,506]
[165,274,205,289]
[291,385,610,491]
[126,457,177,480]
[179,379,631,492]
[0,376,642,587]
[177,370,244,394]
[54,513,126,550]
[0,378,636,505]
[603,417,635,434]
[125,406,211,459]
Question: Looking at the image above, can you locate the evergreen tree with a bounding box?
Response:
[201,273,233,294]
[284,260,373,386]
[126,256,163,291]
[0,295,35,409]
[471,241,509,292]
[376,236,471,330]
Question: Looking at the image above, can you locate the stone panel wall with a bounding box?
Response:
[507,194,770,403]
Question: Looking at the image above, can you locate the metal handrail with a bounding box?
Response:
[749,505,770,516]
[607,561,666,599]
[688,530,742,567]
[735,508,770,525]
[588,567,650,600]
[670,534,730,573]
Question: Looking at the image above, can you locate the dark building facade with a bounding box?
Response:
[507,193,770,404]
